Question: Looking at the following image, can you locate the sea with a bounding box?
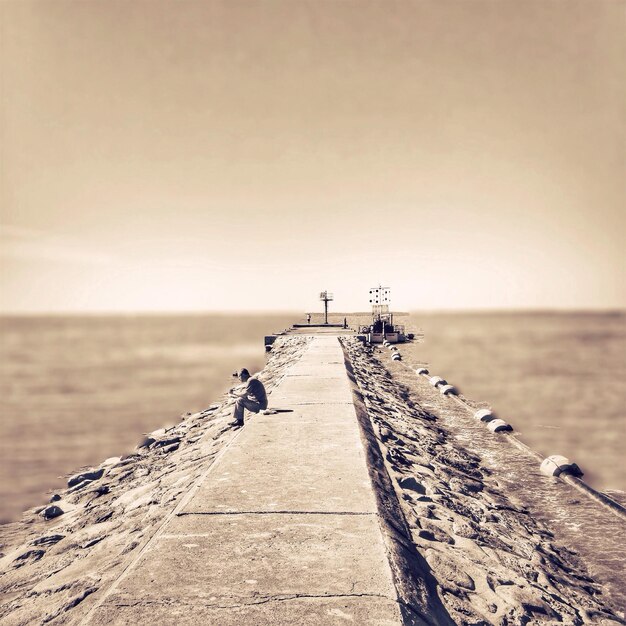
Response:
[1,311,624,524]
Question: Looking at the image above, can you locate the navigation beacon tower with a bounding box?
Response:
[365,285,406,343]
[319,290,334,325]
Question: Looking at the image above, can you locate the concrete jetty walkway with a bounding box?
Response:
[88,337,404,625]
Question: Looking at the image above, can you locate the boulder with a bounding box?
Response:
[31,534,64,547]
[398,476,426,494]
[425,550,475,590]
[68,479,95,493]
[68,468,104,487]
[153,436,181,448]
[41,505,64,520]
[449,476,483,495]
[418,520,455,544]
[101,456,121,467]
[13,549,45,567]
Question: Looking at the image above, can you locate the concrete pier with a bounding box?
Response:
[88,337,404,625]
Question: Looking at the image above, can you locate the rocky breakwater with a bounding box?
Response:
[0,336,310,626]
[340,337,624,625]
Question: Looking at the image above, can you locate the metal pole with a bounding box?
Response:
[324,298,328,324]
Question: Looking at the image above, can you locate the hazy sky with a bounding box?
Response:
[1,0,624,313]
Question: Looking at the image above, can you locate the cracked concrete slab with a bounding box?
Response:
[87,337,403,625]
[111,514,395,602]
[255,403,359,424]
[293,349,346,364]
[183,406,375,513]
[91,596,402,625]
[284,362,347,377]
[269,375,354,405]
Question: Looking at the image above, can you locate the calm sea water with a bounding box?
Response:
[1,311,624,523]
[0,313,295,523]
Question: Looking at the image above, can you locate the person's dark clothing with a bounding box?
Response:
[245,377,267,409]
[233,377,267,425]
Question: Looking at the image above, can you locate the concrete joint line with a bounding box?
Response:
[174,510,377,517]
[268,401,356,406]
[110,592,397,610]
[285,374,346,377]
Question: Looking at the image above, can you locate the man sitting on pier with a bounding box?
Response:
[229,368,268,427]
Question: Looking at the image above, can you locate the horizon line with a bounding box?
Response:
[1,306,624,317]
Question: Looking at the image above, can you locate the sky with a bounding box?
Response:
[1,0,624,313]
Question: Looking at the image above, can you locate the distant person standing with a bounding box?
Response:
[229,368,268,427]
[343,317,347,329]
[307,313,311,324]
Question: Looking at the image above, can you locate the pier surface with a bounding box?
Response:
[88,336,403,625]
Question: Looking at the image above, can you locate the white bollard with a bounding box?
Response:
[439,384,457,395]
[474,409,494,422]
[487,419,512,433]
[429,376,447,387]
[540,455,583,478]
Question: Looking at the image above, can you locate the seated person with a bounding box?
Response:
[229,368,268,426]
